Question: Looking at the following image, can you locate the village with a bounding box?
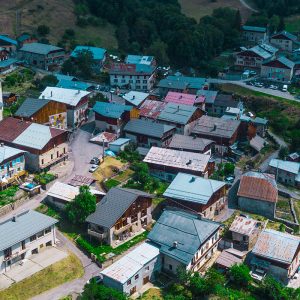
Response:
[0,8,299,300]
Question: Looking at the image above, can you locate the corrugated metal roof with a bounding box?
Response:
[169,134,214,152]
[242,25,266,33]
[125,55,154,65]
[15,98,51,118]
[93,102,132,119]
[0,145,25,164]
[71,46,107,60]
[139,100,167,119]
[109,138,131,146]
[0,35,18,46]
[250,135,266,152]
[272,31,298,41]
[56,79,93,91]
[55,74,77,81]
[0,58,17,68]
[164,173,225,205]
[123,91,149,107]
[158,75,206,89]
[0,210,58,251]
[19,43,63,55]
[216,249,243,269]
[148,209,220,265]
[165,91,197,106]
[269,159,300,175]
[229,216,261,236]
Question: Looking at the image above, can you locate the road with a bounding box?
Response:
[239,0,258,12]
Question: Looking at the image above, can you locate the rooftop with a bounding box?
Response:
[0,145,25,164]
[164,173,225,205]
[71,46,107,60]
[214,94,241,108]
[109,63,155,75]
[122,91,149,107]
[109,138,131,146]
[197,90,218,104]
[272,31,298,41]
[0,35,18,46]
[158,75,206,90]
[263,56,295,69]
[164,91,197,106]
[93,102,132,119]
[242,25,266,33]
[229,216,261,236]
[15,98,51,118]
[0,58,18,68]
[19,42,63,55]
[269,159,300,175]
[56,79,93,91]
[125,55,154,65]
[169,134,214,152]
[139,100,167,120]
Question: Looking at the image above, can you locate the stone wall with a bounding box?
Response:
[0,195,29,218]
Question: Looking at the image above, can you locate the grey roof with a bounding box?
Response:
[272,31,298,41]
[169,134,214,152]
[214,94,240,108]
[0,145,25,164]
[19,43,63,55]
[269,159,300,175]
[148,209,221,265]
[263,56,295,69]
[158,75,206,90]
[15,98,50,118]
[124,119,175,139]
[0,210,58,251]
[197,90,218,104]
[86,188,153,228]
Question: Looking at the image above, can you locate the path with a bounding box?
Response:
[239,0,258,13]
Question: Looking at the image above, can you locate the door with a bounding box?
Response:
[130,286,136,295]
[143,276,150,284]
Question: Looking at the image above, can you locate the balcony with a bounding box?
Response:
[88,229,107,240]
[114,223,131,236]
[4,248,27,261]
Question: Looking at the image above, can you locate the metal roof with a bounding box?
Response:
[229,216,261,236]
[93,102,132,119]
[216,249,243,269]
[249,135,266,152]
[0,145,25,164]
[143,147,210,173]
[15,98,51,118]
[0,58,17,68]
[148,209,220,265]
[158,75,206,90]
[109,138,131,146]
[0,35,18,46]
[164,173,225,205]
[272,31,298,41]
[0,210,58,251]
[86,188,153,228]
[124,119,175,139]
[101,242,159,284]
[139,100,167,120]
[56,79,93,91]
[269,159,300,175]
[125,55,154,65]
[242,25,266,33]
[109,63,155,75]
[55,74,77,81]
[169,134,214,152]
[252,229,300,264]
[164,91,197,106]
[71,46,107,60]
[197,90,218,104]
[263,56,295,69]
[122,91,149,107]
[39,87,90,106]
[19,43,63,55]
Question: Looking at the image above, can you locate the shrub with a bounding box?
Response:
[37,25,50,36]
[229,263,252,288]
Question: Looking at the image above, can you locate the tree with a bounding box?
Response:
[278,17,286,31]
[36,74,58,90]
[229,263,252,287]
[66,185,96,224]
[147,40,169,66]
[37,25,50,36]
[224,162,235,176]
[116,19,130,52]
[278,146,288,160]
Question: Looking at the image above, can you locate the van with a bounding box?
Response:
[282,84,288,92]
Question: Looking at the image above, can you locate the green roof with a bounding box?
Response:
[242,25,266,33]
[93,102,132,119]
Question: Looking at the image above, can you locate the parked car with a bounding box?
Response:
[225,176,235,184]
[282,84,288,92]
[90,157,100,165]
[89,164,99,173]
[86,275,103,285]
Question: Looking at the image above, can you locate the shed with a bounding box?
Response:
[109,138,131,154]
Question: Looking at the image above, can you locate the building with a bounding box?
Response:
[164,173,226,219]
[56,79,94,91]
[269,159,300,188]
[242,25,267,43]
[197,90,218,112]
[15,98,67,129]
[0,145,26,190]
[0,35,18,52]
[250,229,300,284]
[86,188,153,247]
[125,55,156,66]
[168,134,215,155]
[229,216,263,251]
[0,117,68,172]
[164,91,198,106]
[109,63,156,91]
[39,87,90,129]
[109,138,131,154]
[123,91,149,108]
[157,103,203,135]
[0,210,58,274]
[0,58,17,74]
[47,182,105,210]
[101,242,160,295]
[17,43,65,70]
[143,147,212,182]
[124,119,175,148]
[261,56,295,82]
[93,102,133,137]
[16,34,37,47]
[148,209,221,273]
[270,31,300,52]
[191,116,241,154]
[71,46,107,72]
[139,100,167,120]
[237,171,278,219]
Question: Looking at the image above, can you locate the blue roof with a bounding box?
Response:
[148,209,221,265]
[109,138,131,146]
[242,25,266,33]
[0,58,17,68]
[125,55,154,65]
[158,75,206,90]
[93,102,132,119]
[55,74,77,81]
[19,43,63,55]
[71,46,107,61]
[0,35,17,46]
[56,79,93,91]
[135,64,155,73]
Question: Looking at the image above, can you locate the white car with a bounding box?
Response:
[89,164,99,173]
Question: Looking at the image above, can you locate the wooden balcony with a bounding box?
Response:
[114,223,131,235]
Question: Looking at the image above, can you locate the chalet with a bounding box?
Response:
[15,98,67,129]
[261,56,295,82]
[157,103,203,135]
[122,91,149,108]
[191,116,241,154]
[39,87,90,129]
[109,63,156,91]
[0,58,17,74]
[71,45,107,72]
[237,171,278,219]
[0,35,17,53]
[197,90,218,113]
[86,188,153,247]
[163,173,226,219]
[239,115,268,138]
[143,147,212,182]
[165,91,197,106]
[0,145,26,190]
[16,34,37,47]
[270,31,300,52]
[139,100,167,120]
[148,209,221,273]
[124,119,175,148]
[93,102,133,137]
[0,117,68,172]
[125,55,156,66]
[250,229,300,284]
[208,94,244,117]
[242,25,267,43]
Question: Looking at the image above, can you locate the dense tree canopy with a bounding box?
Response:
[252,0,300,17]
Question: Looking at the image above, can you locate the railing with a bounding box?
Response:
[88,229,106,239]
[114,223,131,235]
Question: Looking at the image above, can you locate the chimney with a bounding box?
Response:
[213,123,217,131]
[50,91,53,97]
[12,215,17,222]
[186,159,192,166]
[189,176,196,183]
[173,241,178,248]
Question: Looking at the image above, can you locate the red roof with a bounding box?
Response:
[139,100,167,120]
[164,92,197,106]
[0,117,31,142]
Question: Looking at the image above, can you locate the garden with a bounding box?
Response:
[0,185,19,207]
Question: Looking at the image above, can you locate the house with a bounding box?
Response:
[157,103,203,135]
[56,79,94,91]
[0,117,68,172]
[229,216,263,251]
[191,116,241,154]
[100,242,160,295]
[124,119,175,148]
[235,44,277,70]
[237,171,278,219]
[261,56,295,82]
[122,91,149,108]
[0,210,58,274]
[0,58,17,74]
[163,173,226,219]
[269,159,300,188]
[39,87,90,129]
[242,25,267,43]
[216,248,245,270]
[0,35,18,52]
[157,75,208,96]
[288,152,300,163]
[71,46,107,72]
[168,134,215,155]
[270,31,300,52]
[143,147,212,182]
[93,102,133,137]
[250,229,300,284]
[125,55,156,66]
[0,145,26,190]
[239,115,268,138]
[16,34,37,47]
[164,91,198,106]
[148,209,221,273]
[86,188,153,247]
[15,98,67,129]
[109,138,131,154]
[109,63,156,91]
[249,135,267,153]
[17,43,65,70]
[47,182,105,210]
[139,100,167,120]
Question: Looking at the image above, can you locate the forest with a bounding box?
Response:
[252,0,300,16]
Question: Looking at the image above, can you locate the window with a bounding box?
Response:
[143,80,147,84]
[145,266,150,271]
[169,264,173,270]
[143,86,147,90]
[135,274,139,280]
[136,80,140,83]
[51,154,53,160]
[37,231,44,238]
[30,235,37,242]
[45,227,51,234]
[4,247,12,259]
[127,279,131,286]
[21,240,26,250]
[41,159,44,165]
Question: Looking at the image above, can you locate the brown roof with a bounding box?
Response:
[237,173,278,203]
[0,117,31,142]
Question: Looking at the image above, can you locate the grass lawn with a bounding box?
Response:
[141,288,163,300]
[114,169,134,182]
[103,178,121,190]
[0,186,19,207]
[293,199,300,224]
[285,15,300,32]
[0,253,83,300]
